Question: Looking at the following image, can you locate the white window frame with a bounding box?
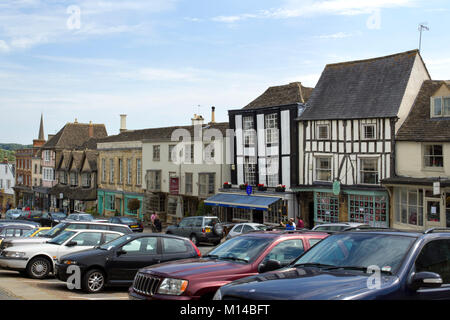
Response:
[101,159,106,182]
[431,96,450,118]
[185,172,193,194]
[146,170,161,191]
[127,159,132,184]
[361,124,376,140]
[317,124,330,140]
[423,144,444,169]
[358,157,380,185]
[109,159,114,183]
[244,156,257,186]
[199,173,215,197]
[265,113,279,145]
[153,145,160,161]
[314,156,332,182]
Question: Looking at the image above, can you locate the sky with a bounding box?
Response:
[1,0,449,144]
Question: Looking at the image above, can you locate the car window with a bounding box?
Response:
[79,215,93,221]
[309,238,322,247]
[91,224,108,230]
[242,225,253,233]
[5,229,15,237]
[120,217,138,224]
[48,231,77,245]
[35,229,50,237]
[71,232,103,246]
[122,237,158,254]
[0,228,6,236]
[264,239,305,265]
[109,226,129,233]
[194,218,203,227]
[66,223,89,230]
[208,236,273,263]
[233,225,243,233]
[178,218,190,227]
[102,233,119,243]
[415,239,450,284]
[163,238,189,254]
[204,218,219,227]
[186,218,196,227]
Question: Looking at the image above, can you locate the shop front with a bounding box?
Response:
[294,187,390,228]
[382,177,450,230]
[97,189,144,219]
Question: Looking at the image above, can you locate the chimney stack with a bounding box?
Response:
[211,106,216,123]
[120,114,127,133]
[191,114,204,126]
[88,121,94,137]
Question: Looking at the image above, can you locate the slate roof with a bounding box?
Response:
[298,50,426,121]
[243,82,313,110]
[42,122,107,149]
[99,122,229,144]
[396,80,450,142]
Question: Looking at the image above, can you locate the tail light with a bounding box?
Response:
[190,241,201,257]
[201,228,205,233]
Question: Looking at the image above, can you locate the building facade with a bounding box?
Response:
[142,113,230,223]
[0,159,15,212]
[383,80,450,230]
[294,50,431,228]
[205,82,313,225]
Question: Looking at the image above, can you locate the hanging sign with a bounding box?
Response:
[332,180,341,196]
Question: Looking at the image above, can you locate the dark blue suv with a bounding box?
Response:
[213,228,450,300]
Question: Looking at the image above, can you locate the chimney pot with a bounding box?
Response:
[211,106,216,123]
[88,121,94,137]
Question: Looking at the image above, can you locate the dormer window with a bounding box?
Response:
[431,96,450,117]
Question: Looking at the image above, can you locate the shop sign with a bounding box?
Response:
[246,185,253,196]
[332,180,340,196]
[433,182,440,195]
[169,177,179,195]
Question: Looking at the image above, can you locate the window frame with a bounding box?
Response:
[359,157,380,185]
[317,124,330,140]
[431,96,450,118]
[423,144,444,170]
[361,124,376,140]
[315,156,332,182]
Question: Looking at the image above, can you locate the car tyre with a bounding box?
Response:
[82,269,105,293]
[213,224,223,237]
[190,234,199,246]
[27,257,51,279]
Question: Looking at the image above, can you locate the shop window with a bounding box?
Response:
[148,194,165,212]
[395,188,424,227]
[349,194,388,227]
[315,192,339,223]
[427,200,440,223]
[105,194,115,211]
[265,200,286,225]
[167,196,178,215]
[232,208,252,222]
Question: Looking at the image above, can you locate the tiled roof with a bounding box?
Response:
[396,80,450,141]
[298,50,424,120]
[42,122,107,149]
[243,82,313,110]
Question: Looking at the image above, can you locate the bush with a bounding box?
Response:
[128,198,141,212]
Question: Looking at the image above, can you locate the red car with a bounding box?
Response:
[128,230,329,300]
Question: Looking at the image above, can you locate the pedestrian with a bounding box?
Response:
[280,219,295,231]
[154,212,162,233]
[296,216,305,229]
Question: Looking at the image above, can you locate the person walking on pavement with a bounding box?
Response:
[153,212,162,233]
[280,218,296,231]
[296,216,305,229]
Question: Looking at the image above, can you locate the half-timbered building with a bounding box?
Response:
[294,50,430,228]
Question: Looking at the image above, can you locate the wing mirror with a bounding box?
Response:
[258,259,282,273]
[116,249,127,256]
[66,241,78,247]
[410,271,443,290]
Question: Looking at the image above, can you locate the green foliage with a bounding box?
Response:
[0,144,32,151]
[0,149,15,162]
[196,200,212,216]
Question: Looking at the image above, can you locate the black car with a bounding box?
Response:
[108,216,144,233]
[214,228,450,300]
[55,233,201,293]
[20,211,67,227]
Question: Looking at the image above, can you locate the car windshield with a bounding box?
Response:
[99,235,134,250]
[314,225,347,231]
[255,225,268,230]
[47,230,76,245]
[22,228,38,237]
[293,233,416,274]
[120,218,138,224]
[44,223,68,238]
[51,213,67,219]
[204,218,220,227]
[205,236,272,263]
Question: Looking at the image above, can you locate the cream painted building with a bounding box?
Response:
[383,80,450,230]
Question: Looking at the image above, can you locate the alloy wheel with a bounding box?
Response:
[87,271,105,292]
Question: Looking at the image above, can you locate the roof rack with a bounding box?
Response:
[424,227,450,234]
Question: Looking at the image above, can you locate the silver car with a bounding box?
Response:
[311,222,370,232]
[226,223,268,240]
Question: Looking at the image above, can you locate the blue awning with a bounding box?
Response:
[204,193,281,211]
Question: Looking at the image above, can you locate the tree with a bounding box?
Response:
[128,198,140,212]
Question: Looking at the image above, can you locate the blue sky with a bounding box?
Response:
[1,0,449,144]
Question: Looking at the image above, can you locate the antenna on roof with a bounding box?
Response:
[418,22,429,53]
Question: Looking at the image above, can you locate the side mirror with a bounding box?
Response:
[66,241,78,247]
[410,271,443,290]
[258,259,282,273]
[116,249,127,256]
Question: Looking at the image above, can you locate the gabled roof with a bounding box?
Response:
[243,82,313,110]
[42,122,107,150]
[298,50,426,121]
[99,122,229,144]
[396,80,450,141]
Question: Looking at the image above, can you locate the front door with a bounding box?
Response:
[425,199,442,228]
[107,237,161,282]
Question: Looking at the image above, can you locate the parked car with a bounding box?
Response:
[5,209,23,220]
[0,229,125,279]
[66,213,94,221]
[213,228,450,300]
[0,224,37,245]
[108,216,144,233]
[166,216,224,246]
[34,212,67,227]
[0,219,40,228]
[56,233,201,293]
[128,229,329,300]
[226,223,269,240]
[0,221,133,251]
[311,222,371,232]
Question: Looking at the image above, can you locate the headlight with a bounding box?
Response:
[62,260,78,265]
[4,251,26,258]
[156,278,188,295]
[212,288,222,300]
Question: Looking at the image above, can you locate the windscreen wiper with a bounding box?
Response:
[324,266,393,275]
[218,256,249,263]
[203,254,219,259]
[295,263,337,269]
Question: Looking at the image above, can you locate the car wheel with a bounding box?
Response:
[83,269,105,293]
[27,257,51,279]
[190,234,199,246]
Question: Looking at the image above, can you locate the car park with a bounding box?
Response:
[226,223,269,240]
[0,229,124,279]
[0,221,133,251]
[213,228,450,300]
[108,216,144,233]
[166,216,224,246]
[56,233,201,293]
[311,222,371,232]
[128,229,329,300]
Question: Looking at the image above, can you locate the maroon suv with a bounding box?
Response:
[128,230,329,300]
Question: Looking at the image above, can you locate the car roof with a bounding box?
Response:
[60,221,127,227]
[64,229,123,234]
[239,229,329,239]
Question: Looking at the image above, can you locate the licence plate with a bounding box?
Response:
[205,227,211,233]
[131,225,139,228]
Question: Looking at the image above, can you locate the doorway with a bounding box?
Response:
[425,198,441,228]
[308,202,315,229]
[253,210,263,224]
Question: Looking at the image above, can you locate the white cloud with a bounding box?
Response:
[0,40,10,52]
[317,32,356,39]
